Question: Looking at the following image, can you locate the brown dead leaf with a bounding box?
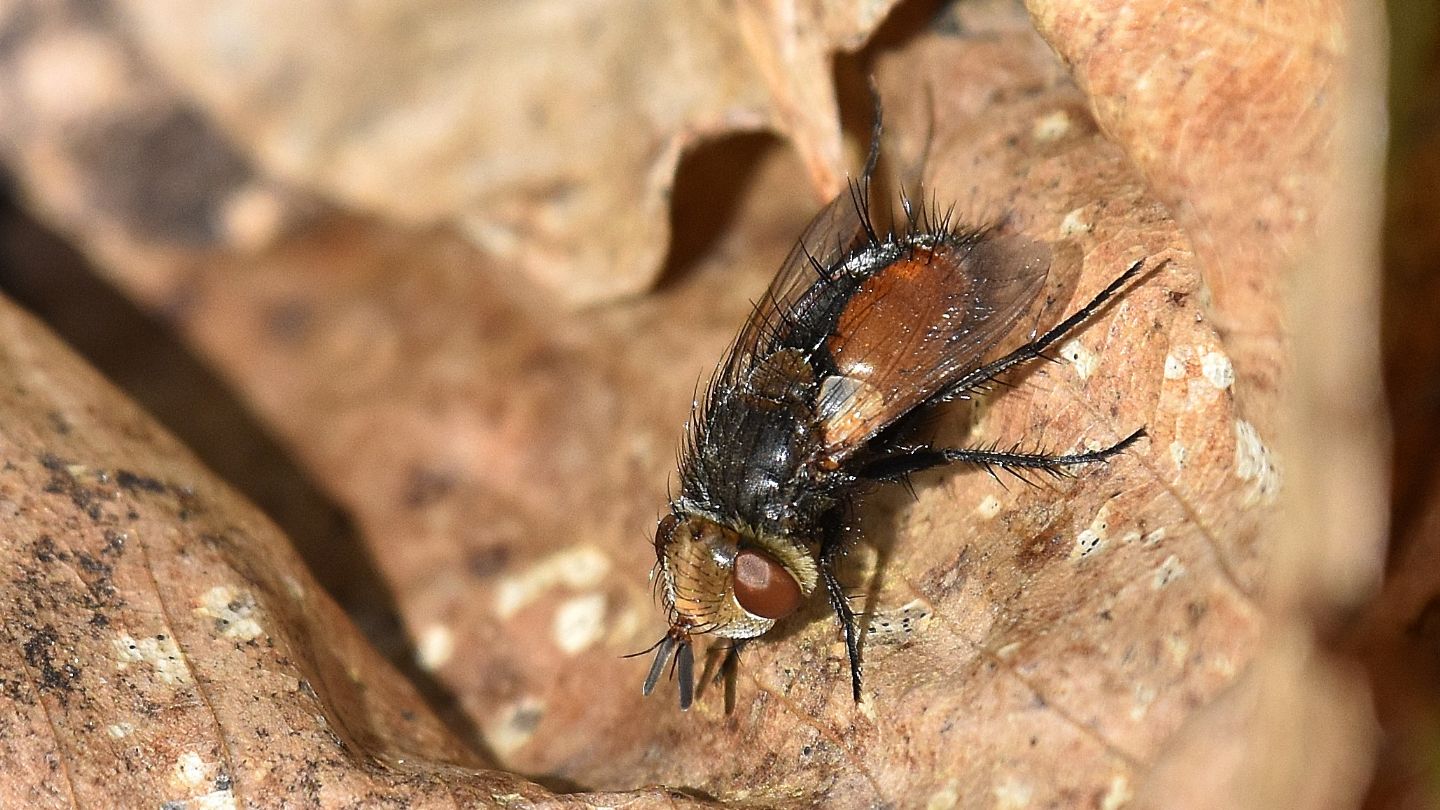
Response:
[100,0,899,304]
[0,294,719,806]
[0,0,1392,808]
[1356,4,1440,807]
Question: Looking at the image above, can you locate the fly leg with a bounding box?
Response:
[819,511,864,702]
[720,640,744,714]
[858,428,1145,482]
[696,639,747,714]
[935,257,1160,402]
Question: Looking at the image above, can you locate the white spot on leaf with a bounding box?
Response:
[1166,632,1192,665]
[193,586,263,642]
[283,576,305,600]
[1129,685,1156,721]
[1102,774,1133,810]
[174,751,211,787]
[495,546,610,618]
[1071,504,1112,559]
[1200,350,1234,389]
[416,624,455,671]
[1059,207,1092,236]
[553,592,607,654]
[18,32,131,124]
[1060,339,1098,380]
[1032,109,1073,141]
[976,494,1002,519]
[190,792,238,810]
[1234,420,1280,505]
[112,632,191,685]
[1169,440,1188,469]
[865,600,933,645]
[1164,352,1187,380]
[1152,555,1186,589]
[487,698,545,757]
[994,775,1035,809]
[926,783,960,810]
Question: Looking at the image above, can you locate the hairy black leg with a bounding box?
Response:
[697,639,746,703]
[721,641,743,715]
[819,513,864,702]
[936,258,1161,402]
[859,428,1146,482]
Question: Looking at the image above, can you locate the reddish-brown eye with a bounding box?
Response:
[732,548,802,620]
[654,514,680,552]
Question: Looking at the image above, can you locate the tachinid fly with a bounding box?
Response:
[640,136,1149,711]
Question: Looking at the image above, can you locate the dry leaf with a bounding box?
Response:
[0,0,1392,807]
[0,294,721,805]
[102,0,899,303]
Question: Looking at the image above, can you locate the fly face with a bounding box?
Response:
[654,514,819,639]
[643,512,821,707]
[640,125,1152,711]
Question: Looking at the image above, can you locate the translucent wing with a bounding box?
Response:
[715,184,872,389]
[815,232,1052,460]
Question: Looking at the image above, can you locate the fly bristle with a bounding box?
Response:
[850,180,880,247]
[806,248,830,280]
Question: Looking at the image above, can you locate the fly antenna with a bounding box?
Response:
[639,635,677,697]
[677,641,696,710]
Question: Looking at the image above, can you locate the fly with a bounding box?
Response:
[639,122,1151,710]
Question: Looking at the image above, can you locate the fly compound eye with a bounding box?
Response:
[654,513,680,552]
[732,548,802,620]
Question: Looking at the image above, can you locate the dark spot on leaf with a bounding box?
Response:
[466,545,511,578]
[0,676,32,706]
[0,2,41,56]
[70,106,253,246]
[263,300,314,346]
[1187,601,1208,624]
[510,705,543,734]
[116,469,165,493]
[47,411,71,435]
[75,551,108,574]
[33,536,62,563]
[22,625,80,701]
[1015,533,1067,573]
[404,466,457,508]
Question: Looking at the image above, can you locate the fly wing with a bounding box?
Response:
[816,232,1051,461]
[716,183,872,389]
